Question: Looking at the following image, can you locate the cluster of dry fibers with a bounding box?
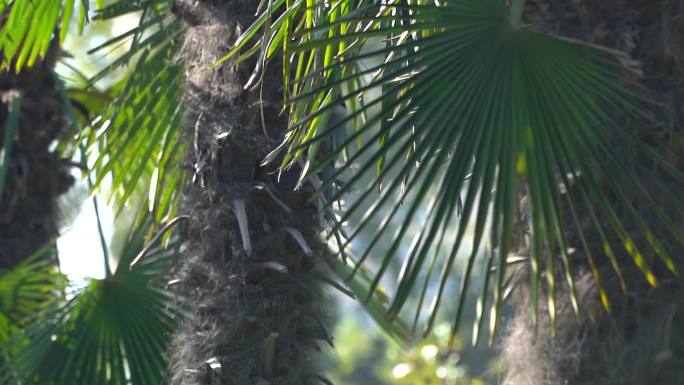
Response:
[168,1,330,385]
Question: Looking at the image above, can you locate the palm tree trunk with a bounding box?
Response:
[501,1,684,384]
[0,45,74,270]
[169,2,329,384]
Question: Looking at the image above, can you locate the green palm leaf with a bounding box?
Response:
[75,0,187,225]
[226,0,684,343]
[83,38,186,223]
[0,215,182,385]
[0,0,88,71]
[332,255,411,345]
[0,246,67,348]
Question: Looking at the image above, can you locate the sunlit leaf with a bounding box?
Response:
[0,0,87,71]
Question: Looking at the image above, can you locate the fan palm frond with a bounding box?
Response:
[72,0,187,225]
[0,213,182,385]
[225,0,684,343]
[0,245,67,348]
[332,256,411,345]
[84,38,186,223]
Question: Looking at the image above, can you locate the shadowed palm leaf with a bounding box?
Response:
[0,215,182,385]
[223,0,684,343]
[0,247,67,350]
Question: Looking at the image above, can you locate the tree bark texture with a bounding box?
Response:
[169,1,329,385]
[0,42,74,270]
[501,1,684,384]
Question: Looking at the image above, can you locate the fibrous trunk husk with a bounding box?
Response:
[0,43,74,270]
[168,1,329,385]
